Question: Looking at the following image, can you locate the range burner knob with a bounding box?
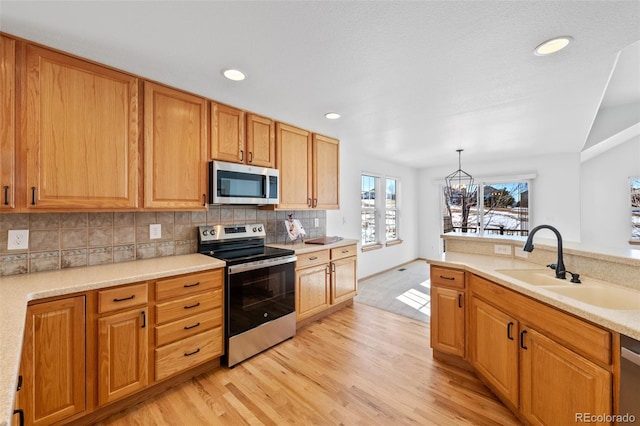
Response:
[258,226,263,232]
[202,230,208,236]
[252,227,257,232]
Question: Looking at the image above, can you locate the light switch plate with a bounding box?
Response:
[149,224,161,240]
[8,229,29,250]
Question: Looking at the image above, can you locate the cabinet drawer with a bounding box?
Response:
[296,249,330,269]
[155,327,222,381]
[155,308,222,347]
[156,290,222,325]
[98,282,148,314]
[431,266,465,289]
[331,244,357,261]
[155,269,223,302]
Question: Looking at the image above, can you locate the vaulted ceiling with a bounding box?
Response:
[1,1,639,168]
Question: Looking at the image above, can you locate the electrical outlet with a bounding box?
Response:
[314,218,320,228]
[494,244,512,256]
[149,224,162,240]
[8,229,29,250]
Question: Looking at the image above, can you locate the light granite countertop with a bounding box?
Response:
[268,238,358,254]
[0,254,225,426]
[427,252,640,341]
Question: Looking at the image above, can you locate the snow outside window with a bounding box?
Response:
[361,174,379,246]
[631,177,639,244]
[443,179,531,237]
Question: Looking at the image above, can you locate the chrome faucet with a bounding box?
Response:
[523,225,580,282]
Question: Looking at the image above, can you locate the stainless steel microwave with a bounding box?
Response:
[209,160,279,205]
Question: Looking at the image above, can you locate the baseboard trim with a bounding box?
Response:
[359,258,428,282]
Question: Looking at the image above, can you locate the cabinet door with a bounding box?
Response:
[20,296,85,425]
[144,82,208,209]
[430,286,465,357]
[0,35,15,210]
[331,256,357,304]
[296,264,330,320]
[276,123,311,209]
[520,328,611,426]
[312,134,339,209]
[246,113,275,167]
[469,296,519,407]
[24,45,140,210]
[98,308,148,405]
[211,103,245,163]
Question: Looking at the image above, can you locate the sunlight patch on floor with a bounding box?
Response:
[396,288,431,317]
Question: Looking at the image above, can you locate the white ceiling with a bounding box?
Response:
[1,1,639,168]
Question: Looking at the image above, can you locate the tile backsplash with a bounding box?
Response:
[0,207,326,276]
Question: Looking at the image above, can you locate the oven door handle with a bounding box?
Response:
[227,255,298,274]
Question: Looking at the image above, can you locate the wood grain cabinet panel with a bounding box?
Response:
[431,285,466,357]
[331,255,357,304]
[144,81,208,209]
[23,44,140,210]
[18,296,86,425]
[98,307,148,406]
[0,35,16,210]
[296,263,331,320]
[246,113,275,167]
[276,125,340,210]
[520,328,611,425]
[211,103,245,163]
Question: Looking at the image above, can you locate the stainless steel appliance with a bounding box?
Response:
[198,224,296,367]
[209,160,279,205]
[620,335,640,420]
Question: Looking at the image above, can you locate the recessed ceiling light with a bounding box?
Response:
[324,112,341,120]
[534,36,573,56]
[222,69,246,81]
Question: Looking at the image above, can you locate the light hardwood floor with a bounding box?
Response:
[98,303,521,425]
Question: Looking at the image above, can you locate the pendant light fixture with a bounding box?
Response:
[444,149,477,233]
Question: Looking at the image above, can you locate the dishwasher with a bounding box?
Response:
[620,335,640,421]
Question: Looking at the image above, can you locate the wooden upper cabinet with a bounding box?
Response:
[246,113,275,167]
[211,103,245,163]
[312,134,339,209]
[276,123,312,209]
[211,105,275,168]
[144,82,208,209]
[23,44,140,210]
[0,35,15,210]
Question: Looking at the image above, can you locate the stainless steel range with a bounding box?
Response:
[197,224,296,367]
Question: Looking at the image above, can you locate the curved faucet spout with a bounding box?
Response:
[523,224,567,280]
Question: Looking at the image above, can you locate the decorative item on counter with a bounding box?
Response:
[285,213,306,243]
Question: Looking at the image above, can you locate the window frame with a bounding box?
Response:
[361,173,381,248]
[385,176,400,244]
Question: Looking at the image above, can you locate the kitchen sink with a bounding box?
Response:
[546,286,640,310]
[495,269,570,286]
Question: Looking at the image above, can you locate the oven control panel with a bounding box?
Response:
[198,224,266,242]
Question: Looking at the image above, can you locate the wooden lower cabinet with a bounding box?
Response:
[520,328,611,426]
[466,273,613,425]
[431,285,466,357]
[154,269,224,381]
[97,307,148,406]
[296,245,357,323]
[430,265,466,358]
[296,262,331,320]
[469,296,519,406]
[17,296,86,426]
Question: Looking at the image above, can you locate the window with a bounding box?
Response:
[361,174,378,245]
[631,177,639,245]
[386,178,398,241]
[361,174,401,248]
[443,178,531,237]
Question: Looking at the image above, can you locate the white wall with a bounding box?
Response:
[326,136,419,279]
[580,135,640,249]
[418,153,582,260]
